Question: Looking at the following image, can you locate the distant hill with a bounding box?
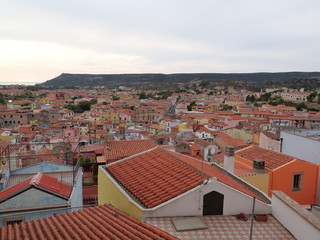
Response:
[39,72,320,88]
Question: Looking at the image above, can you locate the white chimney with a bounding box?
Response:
[224,146,235,174]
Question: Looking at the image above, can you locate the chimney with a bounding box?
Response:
[224,145,235,174]
[253,159,265,173]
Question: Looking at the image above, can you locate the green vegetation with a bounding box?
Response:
[245,95,256,102]
[112,95,120,100]
[199,80,210,88]
[222,104,233,111]
[0,94,6,105]
[40,72,320,89]
[307,91,318,102]
[64,99,97,113]
[187,101,197,111]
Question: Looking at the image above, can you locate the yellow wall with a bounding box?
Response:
[252,132,260,144]
[240,173,269,194]
[194,118,209,124]
[224,128,253,143]
[98,167,142,219]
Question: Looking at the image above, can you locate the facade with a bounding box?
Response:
[99,147,271,220]
[280,129,320,203]
[235,145,319,205]
[0,162,82,226]
[259,131,281,152]
[0,110,30,127]
[280,91,309,102]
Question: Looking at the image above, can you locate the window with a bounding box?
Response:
[4,217,25,226]
[292,173,302,192]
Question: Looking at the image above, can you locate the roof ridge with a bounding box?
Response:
[30,172,43,185]
[159,148,209,179]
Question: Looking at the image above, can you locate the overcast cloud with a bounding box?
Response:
[0,0,319,83]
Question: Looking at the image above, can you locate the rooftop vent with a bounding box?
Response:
[253,159,265,173]
[225,146,236,157]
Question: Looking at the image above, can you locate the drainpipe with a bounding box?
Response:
[279,138,283,153]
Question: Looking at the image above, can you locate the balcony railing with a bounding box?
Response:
[0,204,96,227]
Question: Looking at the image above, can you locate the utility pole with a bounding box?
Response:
[249,196,256,240]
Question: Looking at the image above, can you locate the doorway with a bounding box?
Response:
[203,191,224,215]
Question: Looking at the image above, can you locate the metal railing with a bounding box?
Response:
[0,204,97,227]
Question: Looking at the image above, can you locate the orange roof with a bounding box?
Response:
[38,148,53,155]
[236,145,297,169]
[168,151,269,203]
[0,204,178,240]
[0,173,71,201]
[106,148,207,208]
[216,133,247,147]
[105,139,157,162]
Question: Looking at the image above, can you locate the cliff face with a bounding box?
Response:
[40,72,320,88]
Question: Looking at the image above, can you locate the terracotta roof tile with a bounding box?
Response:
[216,133,247,146]
[105,139,157,162]
[0,204,178,240]
[0,173,72,201]
[168,150,270,204]
[236,145,296,169]
[107,148,207,208]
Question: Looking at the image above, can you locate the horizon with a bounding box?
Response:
[2,70,320,86]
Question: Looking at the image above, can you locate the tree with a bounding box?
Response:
[187,101,197,111]
[246,95,255,102]
[64,104,78,112]
[78,155,86,167]
[222,104,233,111]
[0,94,6,105]
[78,101,91,112]
[296,102,307,111]
[199,80,210,88]
[258,93,272,102]
[307,91,318,102]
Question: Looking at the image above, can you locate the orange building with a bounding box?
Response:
[235,145,319,205]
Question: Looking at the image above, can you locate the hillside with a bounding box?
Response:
[40,72,320,89]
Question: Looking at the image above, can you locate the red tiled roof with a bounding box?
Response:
[0,173,71,201]
[216,133,247,147]
[83,186,98,199]
[38,148,53,155]
[261,131,280,140]
[0,204,178,240]
[194,139,212,148]
[107,148,207,208]
[168,150,269,203]
[236,145,296,169]
[105,139,157,162]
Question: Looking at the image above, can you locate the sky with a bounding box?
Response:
[0,0,320,84]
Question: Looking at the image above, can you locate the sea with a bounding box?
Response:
[0,82,38,86]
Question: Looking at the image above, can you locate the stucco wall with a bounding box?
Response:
[224,128,252,143]
[240,173,269,194]
[272,160,318,205]
[142,178,271,219]
[69,170,83,208]
[0,188,67,210]
[259,133,280,152]
[98,167,142,219]
[281,131,320,165]
[272,192,320,240]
